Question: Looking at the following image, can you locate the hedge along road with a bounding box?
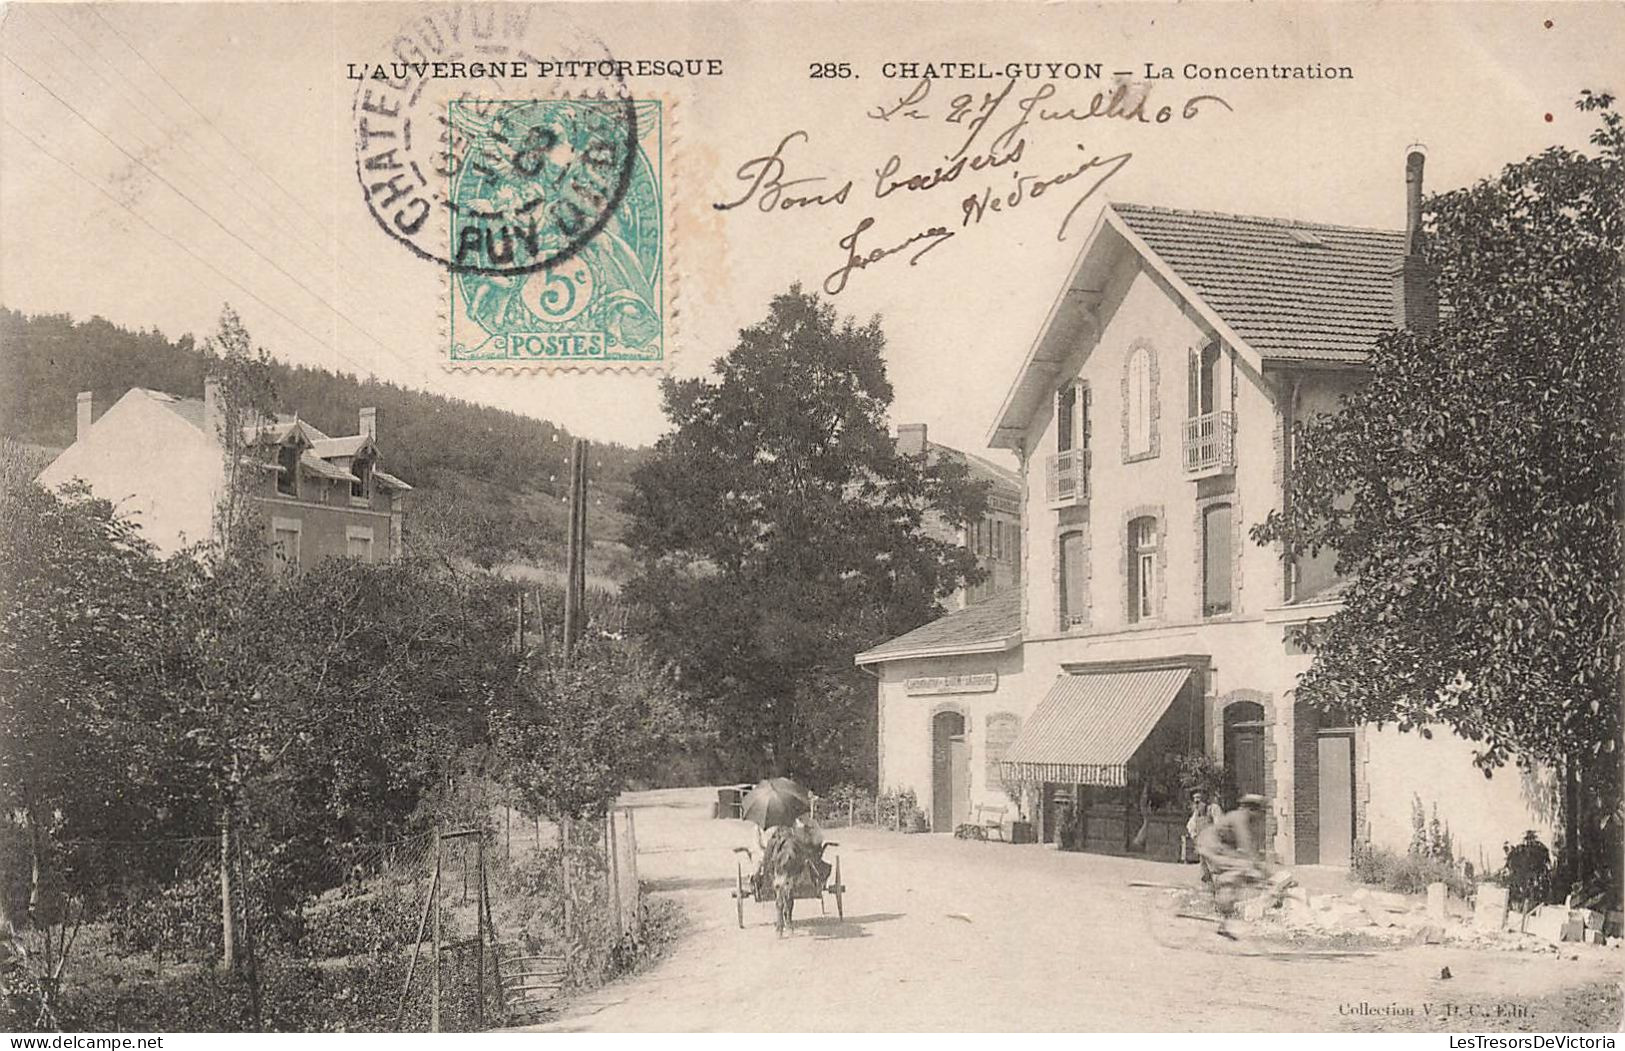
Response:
[512,786,1619,1032]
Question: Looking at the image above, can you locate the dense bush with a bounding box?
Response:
[107,875,224,965]
[811,784,925,830]
[1350,842,1474,898]
[25,948,496,1033]
[106,864,306,966]
[299,883,432,960]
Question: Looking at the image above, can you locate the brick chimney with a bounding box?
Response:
[1390,146,1438,332]
[896,423,928,458]
[359,406,379,439]
[203,376,223,442]
[76,391,93,442]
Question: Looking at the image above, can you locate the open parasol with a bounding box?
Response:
[740,777,811,830]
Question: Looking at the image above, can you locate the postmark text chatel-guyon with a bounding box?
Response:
[351,8,666,369]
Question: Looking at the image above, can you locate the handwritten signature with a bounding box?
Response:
[717,80,1231,294]
[823,217,955,296]
[961,145,1134,242]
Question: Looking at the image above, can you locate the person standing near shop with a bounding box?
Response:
[1185,789,1223,873]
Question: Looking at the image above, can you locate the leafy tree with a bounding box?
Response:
[277,554,520,843]
[623,286,988,781]
[0,441,187,1023]
[1254,93,1623,895]
[498,635,684,821]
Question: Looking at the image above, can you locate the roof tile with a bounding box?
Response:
[855,590,1020,663]
[1113,203,1405,362]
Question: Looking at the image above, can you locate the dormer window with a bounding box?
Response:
[276,443,299,497]
[351,456,372,502]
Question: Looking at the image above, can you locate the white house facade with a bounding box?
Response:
[858,155,1554,872]
[38,381,411,567]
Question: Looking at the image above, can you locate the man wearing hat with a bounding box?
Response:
[1195,794,1271,937]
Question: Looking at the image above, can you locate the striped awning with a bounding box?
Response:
[1000,668,1191,787]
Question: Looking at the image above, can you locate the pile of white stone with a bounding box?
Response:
[1255,878,1624,953]
[1475,883,1622,948]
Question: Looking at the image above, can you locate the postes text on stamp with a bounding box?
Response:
[447,97,665,368]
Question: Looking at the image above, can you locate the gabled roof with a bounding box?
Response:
[1112,204,1405,365]
[299,452,359,484]
[988,202,1404,448]
[854,590,1021,665]
[118,389,408,487]
[310,435,375,459]
[139,388,207,430]
[372,468,413,492]
[926,439,1019,492]
[253,416,332,446]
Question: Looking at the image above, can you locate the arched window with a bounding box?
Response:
[1127,515,1158,622]
[1125,345,1155,458]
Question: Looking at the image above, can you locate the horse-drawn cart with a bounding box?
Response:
[728,777,848,934]
[731,841,845,932]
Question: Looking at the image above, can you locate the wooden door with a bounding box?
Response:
[931,711,965,832]
[1230,728,1265,801]
[950,735,970,830]
[1317,733,1354,866]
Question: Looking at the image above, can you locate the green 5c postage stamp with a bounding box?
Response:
[446,97,665,369]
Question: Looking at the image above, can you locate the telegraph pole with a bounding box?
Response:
[562,438,589,664]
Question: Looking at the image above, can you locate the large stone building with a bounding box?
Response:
[38,380,411,568]
[858,155,1554,871]
[895,423,1021,607]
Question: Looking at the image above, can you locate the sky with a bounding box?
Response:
[1,2,1619,460]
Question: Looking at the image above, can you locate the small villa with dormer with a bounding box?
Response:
[38,378,411,569]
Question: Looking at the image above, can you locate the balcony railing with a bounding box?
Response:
[1045,448,1090,507]
[1182,411,1236,476]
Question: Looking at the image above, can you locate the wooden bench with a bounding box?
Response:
[974,804,1008,842]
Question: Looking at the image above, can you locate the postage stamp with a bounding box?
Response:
[445,97,666,368]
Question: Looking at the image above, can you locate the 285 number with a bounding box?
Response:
[808,62,855,79]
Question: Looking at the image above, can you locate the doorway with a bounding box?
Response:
[931,710,969,832]
[1223,702,1266,806]
[1317,731,1355,867]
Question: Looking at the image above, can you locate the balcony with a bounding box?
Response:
[1182,411,1236,477]
[1045,449,1090,508]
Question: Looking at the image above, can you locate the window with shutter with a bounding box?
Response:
[1202,503,1233,615]
[1127,349,1153,455]
[1060,530,1088,628]
[1056,382,1077,452]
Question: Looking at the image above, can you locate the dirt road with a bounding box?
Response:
[520,787,1621,1032]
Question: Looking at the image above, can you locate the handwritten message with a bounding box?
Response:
[714,77,1231,294]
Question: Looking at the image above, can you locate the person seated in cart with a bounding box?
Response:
[756,814,831,892]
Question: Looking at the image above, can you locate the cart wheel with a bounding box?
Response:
[833,856,844,921]
[735,862,746,929]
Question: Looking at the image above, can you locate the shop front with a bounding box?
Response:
[1000,660,1208,862]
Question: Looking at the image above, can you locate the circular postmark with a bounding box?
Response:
[350,4,636,277]
[451,99,664,356]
